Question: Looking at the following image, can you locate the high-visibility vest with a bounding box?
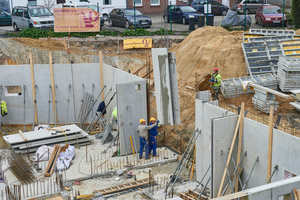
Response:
[211,73,222,87]
[0,101,7,115]
[111,107,117,119]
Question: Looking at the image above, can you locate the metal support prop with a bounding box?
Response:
[104,134,119,152]
[267,165,278,184]
[32,85,38,131]
[23,85,26,133]
[168,130,201,194]
[55,84,58,127]
[85,88,112,132]
[194,165,211,192]
[221,150,234,194]
[166,128,199,193]
[80,85,106,128]
[231,157,244,190]
[127,105,139,163]
[65,84,71,125]
[121,115,129,164]
[48,85,51,126]
[221,151,247,196]
[237,157,259,200]
[197,177,211,200]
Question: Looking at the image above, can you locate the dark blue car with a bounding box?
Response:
[163,5,204,24]
[191,0,229,16]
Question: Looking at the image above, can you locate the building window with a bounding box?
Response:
[103,0,111,5]
[133,0,142,6]
[151,0,160,5]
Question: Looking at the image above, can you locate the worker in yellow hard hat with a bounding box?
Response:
[149,117,162,157]
[137,118,158,159]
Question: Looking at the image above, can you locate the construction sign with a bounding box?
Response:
[123,39,152,49]
[53,8,100,32]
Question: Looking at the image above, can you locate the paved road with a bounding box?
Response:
[0,13,286,34]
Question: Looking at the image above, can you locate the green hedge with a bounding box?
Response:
[292,0,300,28]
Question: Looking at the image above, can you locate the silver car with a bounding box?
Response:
[232,0,269,14]
[12,6,54,31]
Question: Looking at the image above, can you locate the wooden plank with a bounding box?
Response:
[29,53,38,124]
[44,145,61,177]
[49,52,57,123]
[190,145,196,181]
[267,106,274,182]
[92,178,154,194]
[63,38,67,51]
[293,188,300,200]
[217,103,243,197]
[18,130,27,141]
[133,61,151,75]
[99,51,104,101]
[235,102,245,192]
[48,36,51,50]
[179,193,195,200]
[97,159,109,167]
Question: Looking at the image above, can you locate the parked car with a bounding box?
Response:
[232,0,269,14]
[108,9,152,29]
[0,11,11,26]
[163,5,204,24]
[255,5,286,27]
[190,0,229,16]
[54,2,104,29]
[12,6,54,31]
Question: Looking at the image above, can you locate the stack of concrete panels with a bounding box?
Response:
[3,124,93,153]
[252,88,279,113]
[221,73,277,98]
[277,57,300,92]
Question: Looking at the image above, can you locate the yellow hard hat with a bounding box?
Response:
[150,117,156,122]
[140,118,145,123]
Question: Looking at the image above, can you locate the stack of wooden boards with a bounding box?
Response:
[3,124,93,153]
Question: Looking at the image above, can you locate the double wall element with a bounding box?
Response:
[196,100,300,198]
[0,62,144,125]
[117,81,147,156]
[152,48,181,125]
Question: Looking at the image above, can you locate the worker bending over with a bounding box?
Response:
[149,117,161,157]
[137,119,158,160]
[0,100,7,116]
[210,67,222,101]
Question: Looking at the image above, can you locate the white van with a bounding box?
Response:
[11,6,54,31]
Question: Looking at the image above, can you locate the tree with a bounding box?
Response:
[291,0,300,28]
[43,0,56,9]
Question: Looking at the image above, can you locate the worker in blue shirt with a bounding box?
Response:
[149,117,162,157]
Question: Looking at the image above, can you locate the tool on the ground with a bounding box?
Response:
[92,178,155,195]
[127,171,134,178]
[127,105,139,163]
[18,130,27,141]
[166,129,200,195]
[80,85,106,128]
[97,159,109,167]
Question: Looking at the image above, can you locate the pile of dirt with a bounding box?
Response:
[171,26,247,85]
[296,29,300,35]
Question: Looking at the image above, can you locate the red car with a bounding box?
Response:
[255,5,287,27]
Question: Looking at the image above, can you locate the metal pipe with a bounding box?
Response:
[54,84,58,127]
[23,85,26,133]
[197,177,210,200]
[221,150,234,193]
[267,165,278,184]
[65,84,71,125]
[48,85,51,126]
[169,130,200,194]
[246,82,290,99]
[166,128,199,192]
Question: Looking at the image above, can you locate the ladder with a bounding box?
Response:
[92,178,155,195]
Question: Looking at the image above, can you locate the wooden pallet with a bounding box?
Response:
[92,178,155,195]
[179,190,207,200]
[44,145,61,177]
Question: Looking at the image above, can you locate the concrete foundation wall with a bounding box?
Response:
[0,63,144,125]
[196,100,300,198]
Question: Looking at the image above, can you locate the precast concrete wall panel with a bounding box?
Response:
[195,99,236,196]
[152,48,174,125]
[117,81,147,156]
[0,65,33,125]
[72,63,101,123]
[168,52,181,125]
[212,115,238,197]
[103,63,144,122]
